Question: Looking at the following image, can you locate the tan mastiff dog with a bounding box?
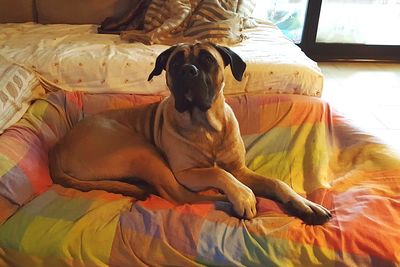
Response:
[49,42,332,224]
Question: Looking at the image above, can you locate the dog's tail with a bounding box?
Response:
[48,147,151,200]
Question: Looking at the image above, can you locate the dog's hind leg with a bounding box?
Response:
[49,147,153,200]
[49,136,225,204]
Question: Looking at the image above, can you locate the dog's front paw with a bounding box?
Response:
[226,184,257,220]
[285,197,332,225]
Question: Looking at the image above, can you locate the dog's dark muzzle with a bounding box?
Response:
[172,64,214,113]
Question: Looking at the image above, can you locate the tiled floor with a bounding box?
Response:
[318,62,400,153]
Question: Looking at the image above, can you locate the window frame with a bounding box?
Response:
[298,0,400,62]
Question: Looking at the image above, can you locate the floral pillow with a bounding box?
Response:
[0,56,45,133]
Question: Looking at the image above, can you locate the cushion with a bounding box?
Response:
[0,195,18,223]
[36,0,135,24]
[0,56,45,134]
[0,91,399,265]
[0,0,36,23]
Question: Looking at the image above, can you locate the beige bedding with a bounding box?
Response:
[0,22,323,96]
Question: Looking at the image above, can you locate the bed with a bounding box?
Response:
[0,22,322,97]
[1,1,399,266]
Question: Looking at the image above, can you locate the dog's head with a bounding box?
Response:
[148,42,246,113]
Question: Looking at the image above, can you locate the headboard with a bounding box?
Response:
[0,0,137,24]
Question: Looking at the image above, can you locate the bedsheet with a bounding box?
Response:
[0,22,323,97]
[0,91,399,266]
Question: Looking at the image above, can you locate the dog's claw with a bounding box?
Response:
[227,184,257,220]
[286,197,332,225]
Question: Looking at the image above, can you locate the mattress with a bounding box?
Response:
[0,22,323,96]
[0,91,399,266]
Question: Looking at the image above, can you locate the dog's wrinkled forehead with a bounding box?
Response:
[147,41,246,83]
[167,43,224,69]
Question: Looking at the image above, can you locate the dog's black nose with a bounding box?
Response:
[181,64,199,78]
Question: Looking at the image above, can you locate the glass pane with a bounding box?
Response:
[317,0,400,45]
[252,0,309,44]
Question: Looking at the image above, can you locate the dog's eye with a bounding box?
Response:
[169,52,184,69]
[201,53,214,64]
[170,59,182,70]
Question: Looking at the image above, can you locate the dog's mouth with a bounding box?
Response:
[172,81,214,113]
[197,102,212,112]
[174,93,212,113]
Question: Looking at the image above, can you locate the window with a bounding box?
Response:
[252,0,308,44]
[317,0,400,45]
[252,0,400,61]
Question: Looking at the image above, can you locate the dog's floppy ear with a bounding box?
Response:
[214,45,246,81]
[148,45,178,81]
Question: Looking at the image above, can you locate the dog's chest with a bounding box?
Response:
[155,98,240,171]
[196,126,221,154]
[177,122,222,157]
[204,131,214,143]
[168,121,225,167]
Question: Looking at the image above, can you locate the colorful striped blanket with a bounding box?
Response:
[0,91,399,266]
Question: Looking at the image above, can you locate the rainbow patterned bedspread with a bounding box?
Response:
[0,91,399,266]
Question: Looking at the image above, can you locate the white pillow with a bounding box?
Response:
[0,56,45,133]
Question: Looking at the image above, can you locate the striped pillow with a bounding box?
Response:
[237,0,256,17]
[143,0,192,34]
[237,0,257,28]
[184,0,242,43]
[123,0,256,45]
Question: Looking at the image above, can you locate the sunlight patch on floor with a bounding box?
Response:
[319,62,400,153]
